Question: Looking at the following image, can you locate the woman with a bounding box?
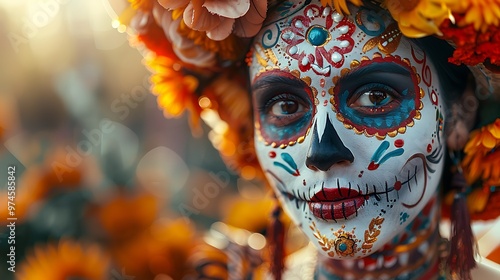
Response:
[113,0,500,279]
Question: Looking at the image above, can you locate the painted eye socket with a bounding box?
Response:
[331,59,420,137]
[252,70,315,146]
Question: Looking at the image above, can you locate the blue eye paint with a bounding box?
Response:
[331,58,422,138]
[260,109,312,142]
[337,87,416,131]
[252,70,315,147]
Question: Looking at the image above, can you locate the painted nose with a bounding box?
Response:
[305,118,354,171]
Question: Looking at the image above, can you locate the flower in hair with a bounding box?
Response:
[440,14,500,68]
[446,0,500,32]
[384,0,450,37]
[462,119,500,185]
[158,0,268,40]
[146,55,202,130]
[129,0,156,11]
[320,0,362,14]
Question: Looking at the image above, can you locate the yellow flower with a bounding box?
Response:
[146,55,201,129]
[320,0,362,14]
[128,0,155,11]
[384,0,451,37]
[447,0,500,32]
[462,119,500,185]
[17,240,110,280]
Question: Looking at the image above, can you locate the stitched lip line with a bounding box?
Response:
[266,163,419,219]
[281,163,419,202]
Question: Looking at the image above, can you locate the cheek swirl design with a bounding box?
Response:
[280,4,356,76]
[368,140,405,170]
[330,53,424,139]
[273,152,300,176]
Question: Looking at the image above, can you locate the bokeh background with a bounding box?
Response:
[0,1,283,279]
[1,1,500,279]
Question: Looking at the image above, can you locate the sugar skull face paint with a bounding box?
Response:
[249,1,446,259]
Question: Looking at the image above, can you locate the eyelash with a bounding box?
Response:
[260,93,303,113]
[348,83,399,105]
[258,93,309,114]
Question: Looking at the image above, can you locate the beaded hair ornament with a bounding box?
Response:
[111,0,500,278]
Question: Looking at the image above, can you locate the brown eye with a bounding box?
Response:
[360,90,391,106]
[348,83,398,110]
[271,100,302,115]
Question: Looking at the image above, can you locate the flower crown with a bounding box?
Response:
[115,0,500,194]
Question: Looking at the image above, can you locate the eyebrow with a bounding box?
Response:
[251,72,306,93]
[342,62,411,81]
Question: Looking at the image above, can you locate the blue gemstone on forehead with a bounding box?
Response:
[307,26,330,46]
[339,242,347,252]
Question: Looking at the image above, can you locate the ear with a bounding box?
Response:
[445,76,479,151]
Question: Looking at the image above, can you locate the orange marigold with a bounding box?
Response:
[462,119,500,185]
[17,240,110,280]
[320,0,362,15]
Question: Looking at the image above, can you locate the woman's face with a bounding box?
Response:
[249,1,445,259]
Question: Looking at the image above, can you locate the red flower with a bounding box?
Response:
[440,14,500,69]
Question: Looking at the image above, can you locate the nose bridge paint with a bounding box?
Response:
[306,117,354,171]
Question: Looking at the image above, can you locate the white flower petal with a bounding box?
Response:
[203,0,250,18]
[207,17,235,40]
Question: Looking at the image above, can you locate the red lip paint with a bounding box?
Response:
[308,188,366,220]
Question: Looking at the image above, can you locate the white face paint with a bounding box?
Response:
[249,1,445,259]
